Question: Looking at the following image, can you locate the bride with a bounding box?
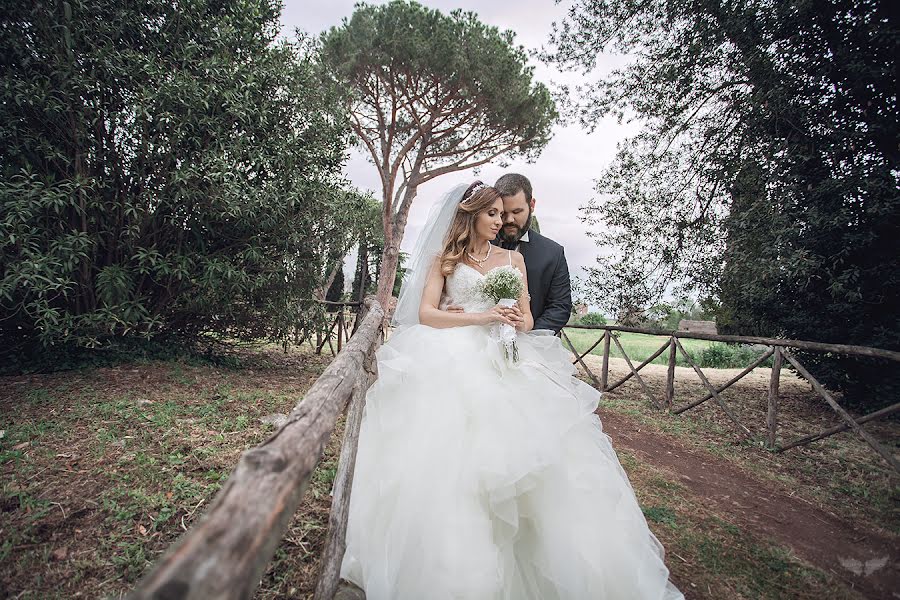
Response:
[340,182,684,599]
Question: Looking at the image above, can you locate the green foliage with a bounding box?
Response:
[1,0,365,363]
[697,343,772,370]
[0,335,243,376]
[349,197,382,303]
[324,266,345,313]
[642,299,716,330]
[552,0,899,407]
[321,1,556,169]
[348,196,407,301]
[391,252,408,298]
[577,312,607,326]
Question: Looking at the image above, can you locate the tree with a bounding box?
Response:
[350,198,408,305]
[324,267,345,313]
[349,196,383,305]
[320,1,557,307]
[549,0,899,406]
[0,0,363,364]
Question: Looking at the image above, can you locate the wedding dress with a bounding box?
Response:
[340,264,684,599]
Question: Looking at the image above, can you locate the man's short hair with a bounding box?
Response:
[495,173,532,201]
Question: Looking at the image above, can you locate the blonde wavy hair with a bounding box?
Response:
[439,182,502,277]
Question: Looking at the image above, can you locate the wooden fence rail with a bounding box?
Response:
[128,302,384,600]
[560,324,900,473]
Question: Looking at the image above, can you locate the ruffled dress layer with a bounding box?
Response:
[341,264,683,600]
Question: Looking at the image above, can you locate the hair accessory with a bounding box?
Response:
[462,181,487,202]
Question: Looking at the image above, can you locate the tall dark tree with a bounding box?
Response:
[324,267,345,313]
[0,0,363,364]
[320,1,557,308]
[350,198,408,305]
[549,0,899,406]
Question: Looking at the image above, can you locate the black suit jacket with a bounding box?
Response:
[493,230,572,332]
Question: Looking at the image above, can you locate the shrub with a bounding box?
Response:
[0,0,363,361]
[578,312,608,327]
[698,343,772,369]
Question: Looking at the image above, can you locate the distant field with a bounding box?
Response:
[561,328,714,367]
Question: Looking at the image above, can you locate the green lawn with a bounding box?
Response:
[561,328,714,367]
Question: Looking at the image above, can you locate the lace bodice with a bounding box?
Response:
[440,262,522,313]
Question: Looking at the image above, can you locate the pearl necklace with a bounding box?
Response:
[465,242,492,265]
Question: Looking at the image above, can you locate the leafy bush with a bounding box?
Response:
[697,343,772,369]
[578,312,608,327]
[0,0,363,362]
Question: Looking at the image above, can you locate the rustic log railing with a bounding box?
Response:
[128,301,384,600]
[560,324,900,473]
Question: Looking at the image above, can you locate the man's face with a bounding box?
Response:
[500,190,534,243]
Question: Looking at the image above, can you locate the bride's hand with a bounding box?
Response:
[480,305,514,327]
[505,304,526,330]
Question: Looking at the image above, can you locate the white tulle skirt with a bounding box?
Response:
[340,324,684,600]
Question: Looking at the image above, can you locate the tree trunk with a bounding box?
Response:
[375,241,401,312]
[375,184,419,310]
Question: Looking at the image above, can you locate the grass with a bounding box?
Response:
[2,342,895,599]
[0,346,337,599]
[562,328,714,367]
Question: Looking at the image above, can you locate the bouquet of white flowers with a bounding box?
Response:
[479,265,524,362]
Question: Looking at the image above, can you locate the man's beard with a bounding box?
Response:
[499,211,532,243]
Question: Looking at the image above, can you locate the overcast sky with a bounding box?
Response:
[280,1,636,299]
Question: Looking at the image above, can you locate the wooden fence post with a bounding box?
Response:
[611,333,661,408]
[337,312,344,353]
[767,346,782,449]
[560,330,602,390]
[600,330,610,392]
[783,351,900,473]
[665,337,677,409]
[673,337,753,438]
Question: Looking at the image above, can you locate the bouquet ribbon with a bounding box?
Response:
[492,298,519,362]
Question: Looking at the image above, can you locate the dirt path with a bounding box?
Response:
[597,407,899,599]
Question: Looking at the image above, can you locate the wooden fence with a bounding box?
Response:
[310,301,361,356]
[128,302,384,600]
[128,310,898,599]
[560,324,900,473]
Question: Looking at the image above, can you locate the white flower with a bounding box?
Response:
[480,266,523,302]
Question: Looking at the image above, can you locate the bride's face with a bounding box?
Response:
[473,198,504,243]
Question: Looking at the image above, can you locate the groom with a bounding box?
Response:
[492,173,572,333]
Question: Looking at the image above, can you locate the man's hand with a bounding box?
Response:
[445,305,464,313]
[504,304,526,330]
